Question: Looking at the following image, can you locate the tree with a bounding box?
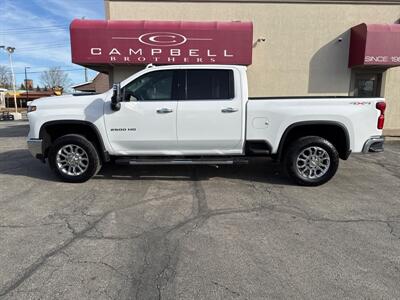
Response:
[0,65,12,89]
[36,85,41,91]
[20,83,25,90]
[40,67,72,89]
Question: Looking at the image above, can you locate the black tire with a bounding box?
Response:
[284,136,339,186]
[48,134,101,183]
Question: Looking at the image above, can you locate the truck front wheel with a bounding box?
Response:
[284,136,339,186]
[48,134,101,183]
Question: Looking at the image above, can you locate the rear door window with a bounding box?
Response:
[185,69,234,100]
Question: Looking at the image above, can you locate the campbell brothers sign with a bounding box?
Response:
[70,19,253,66]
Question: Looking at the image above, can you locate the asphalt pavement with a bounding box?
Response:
[0,121,400,299]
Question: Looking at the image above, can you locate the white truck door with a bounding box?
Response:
[177,68,243,154]
[104,70,178,154]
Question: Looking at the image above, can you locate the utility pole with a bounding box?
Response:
[25,67,30,104]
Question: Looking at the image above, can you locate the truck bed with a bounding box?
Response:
[246,97,384,153]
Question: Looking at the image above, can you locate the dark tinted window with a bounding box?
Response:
[124,70,174,101]
[186,70,234,100]
[354,73,382,97]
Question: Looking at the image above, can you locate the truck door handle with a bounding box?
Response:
[221,107,238,113]
[157,108,173,114]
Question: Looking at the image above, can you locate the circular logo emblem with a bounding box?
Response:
[138,32,187,47]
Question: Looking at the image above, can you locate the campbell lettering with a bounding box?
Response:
[91,47,234,57]
[90,47,234,64]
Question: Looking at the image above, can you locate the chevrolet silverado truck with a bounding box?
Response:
[27,64,385,185]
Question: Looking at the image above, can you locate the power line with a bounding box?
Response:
[0,25,69,33]
[18,44,70,51]
[17,42,69,47]
[14,68,85,75]
[0,28,69,35]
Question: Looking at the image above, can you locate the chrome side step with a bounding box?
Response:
[115,157,248,166]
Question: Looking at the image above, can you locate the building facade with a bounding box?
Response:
[72,73,110,93]
[100,0,400,133]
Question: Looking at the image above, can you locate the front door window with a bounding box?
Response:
[123,70,176,101]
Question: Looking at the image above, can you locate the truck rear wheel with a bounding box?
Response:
[284,136,339,186]
[48,134,101,183]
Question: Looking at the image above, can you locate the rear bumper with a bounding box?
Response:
[27,139,43,158]
[362,136,384,153]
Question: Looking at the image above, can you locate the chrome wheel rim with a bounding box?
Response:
[296,146,330,179]
[56,144,89,176]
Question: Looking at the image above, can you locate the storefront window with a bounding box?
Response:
[352,72,382,97]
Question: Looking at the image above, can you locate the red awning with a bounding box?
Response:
[349,23,400,68]
[70,19,253,68]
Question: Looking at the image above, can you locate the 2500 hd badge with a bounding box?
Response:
[110,128,136,132]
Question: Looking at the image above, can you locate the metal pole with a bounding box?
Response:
[8,51,17,113]
[84,67,88,82]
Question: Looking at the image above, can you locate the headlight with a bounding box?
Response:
[27,106,37,113]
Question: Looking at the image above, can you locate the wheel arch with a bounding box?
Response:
[276,121,351,161]
[39,120,110,162]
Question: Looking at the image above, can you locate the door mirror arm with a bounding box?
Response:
[111,83,122,111]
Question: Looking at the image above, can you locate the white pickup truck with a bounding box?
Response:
[27,64,385,185]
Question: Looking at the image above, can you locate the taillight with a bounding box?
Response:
[376,101,386,130]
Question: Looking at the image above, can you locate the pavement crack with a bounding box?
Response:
[0,223,63,229]
[155,243,179,300]
[71,260,132,280]
[0,212,109,297]
[134,229,180,300]
[354,155,400,180]
[211,280,241,297]
[190,168,209,216]
[386,222,400,239]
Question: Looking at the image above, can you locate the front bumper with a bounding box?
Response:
[27,139,43,158]
[362,136,384,153]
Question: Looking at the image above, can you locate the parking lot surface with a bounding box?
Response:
[0,121,400,300]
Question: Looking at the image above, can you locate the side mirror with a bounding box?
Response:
[111,83,122,111]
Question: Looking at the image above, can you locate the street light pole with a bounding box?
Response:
[25,67,30,104]
[84,67,88,82]
[5,47,17,113]
[0,45,21,119]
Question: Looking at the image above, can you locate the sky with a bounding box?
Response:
[0,0,104,89]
